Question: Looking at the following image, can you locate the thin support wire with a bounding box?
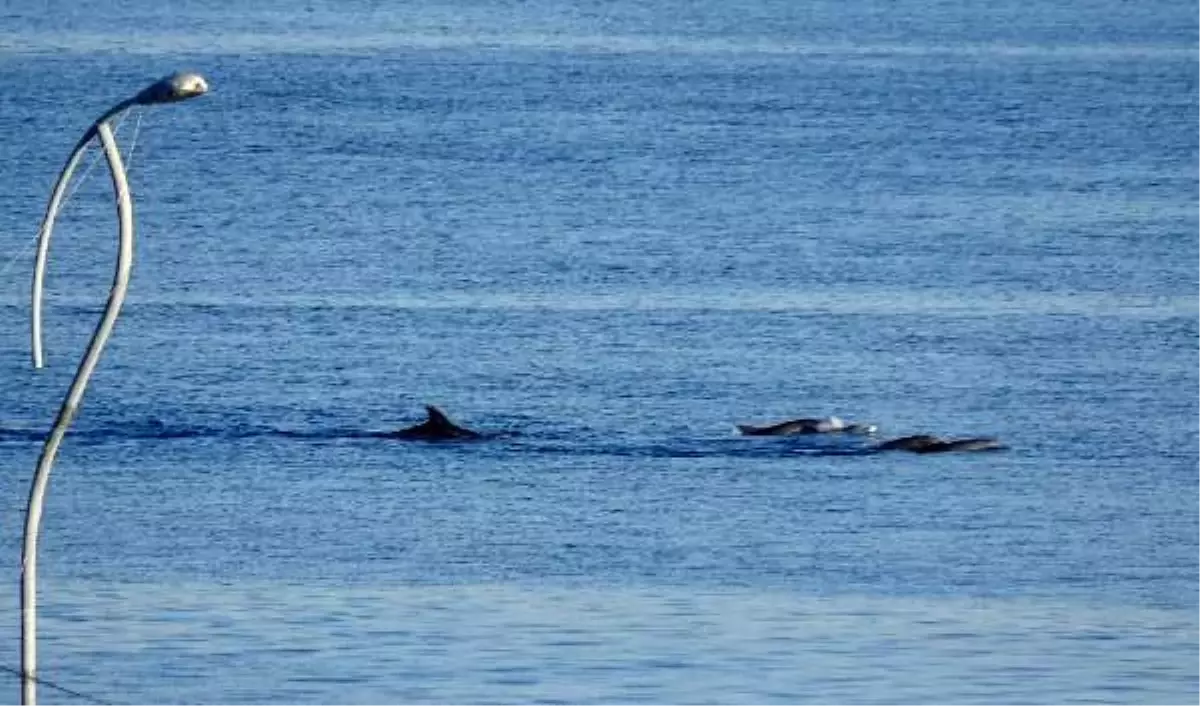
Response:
[121,109,144,176]
[63,110,132,205]
[0,111,142,282]
[0,664,115,705]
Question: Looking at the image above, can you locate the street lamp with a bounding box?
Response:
[30,70,209,369]
[21,71,209,706]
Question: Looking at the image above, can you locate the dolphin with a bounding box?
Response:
[387,405,481,441]
[736,415,879,436]
[873,434,1004,453]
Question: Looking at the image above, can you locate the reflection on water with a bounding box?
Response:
[4,288,1195,317]
[0,581,1194,704]
[5,30,1197,59]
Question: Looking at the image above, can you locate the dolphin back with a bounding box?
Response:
[390,405,482,440]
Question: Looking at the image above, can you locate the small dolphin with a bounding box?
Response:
[736,415,878,436]
[387,405,481,441]
[873,434,1004,454]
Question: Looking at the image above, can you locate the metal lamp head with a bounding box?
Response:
[132,71,209,106]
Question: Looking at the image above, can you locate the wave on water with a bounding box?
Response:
[2,289,1193,318]
[1,30,1193,60]
[0,419,884,458]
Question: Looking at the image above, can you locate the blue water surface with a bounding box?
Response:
[0,1,1197,703]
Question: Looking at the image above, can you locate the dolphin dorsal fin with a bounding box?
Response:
[425,405,452,427]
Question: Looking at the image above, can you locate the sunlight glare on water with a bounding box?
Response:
[0,582,1192,704]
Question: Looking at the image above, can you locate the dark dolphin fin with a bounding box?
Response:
[736,418,823,436]
[425,405,481,438]
[390,405,481,441]
[875,434,1004,453]
[424,405,453,427]
[940,437,1005,453]
[873,434,941,452]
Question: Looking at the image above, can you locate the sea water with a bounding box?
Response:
[0,1,1196,703]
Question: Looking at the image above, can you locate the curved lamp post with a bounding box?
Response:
[30,71,209,369]
[21,71,209,706]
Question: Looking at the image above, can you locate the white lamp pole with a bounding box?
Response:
[30,71,209,369]
[21,72,209,706]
